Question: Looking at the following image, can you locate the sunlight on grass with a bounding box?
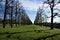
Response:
[0,25,60,40]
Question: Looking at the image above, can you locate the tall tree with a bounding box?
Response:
[3,0,8,28]
[44,0,60,29]
[34,6,45,25]
[15,0,19,27]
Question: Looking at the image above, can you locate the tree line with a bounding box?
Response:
[34,0,60,29]
[0,0,32,28]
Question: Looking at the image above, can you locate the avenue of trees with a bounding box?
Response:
[0,0,60,29]
[0,0,32,28]
[34,0,60,29]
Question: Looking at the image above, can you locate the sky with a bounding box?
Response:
[19,0,60,23]
[19,0,48,23]
[19,0,43,23]
[0,0,60,23]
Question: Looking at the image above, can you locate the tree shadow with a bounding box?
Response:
[34,33,60,40]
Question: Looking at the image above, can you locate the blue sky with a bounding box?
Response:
[0,0,60,23]
[19,0,60,23]
[20,0,45,23]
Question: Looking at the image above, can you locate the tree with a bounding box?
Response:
[10,0,14,27]
[3,0,8,28]
[0,0,32,28]
[44,0,60,29]
[34,5,48,26]
[3,0,20,28]
[15,0,20,27]
[20,6,32,25]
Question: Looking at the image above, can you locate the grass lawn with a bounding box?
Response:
[0,25,60,40]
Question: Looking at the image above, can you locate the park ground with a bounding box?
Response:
[0,25,60,40]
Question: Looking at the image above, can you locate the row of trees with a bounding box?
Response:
[0,0,32,28]
[34,0,60,29]
[34,7,47,25]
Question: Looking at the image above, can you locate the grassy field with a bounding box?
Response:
[0,25,60,40]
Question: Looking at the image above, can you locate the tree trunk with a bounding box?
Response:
[15,4,17,27]
[3,0,8,28]
[50,7,53,29]
[11,10,13,28]
[10,0,14,28]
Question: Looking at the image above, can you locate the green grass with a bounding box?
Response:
[0,25,60,40]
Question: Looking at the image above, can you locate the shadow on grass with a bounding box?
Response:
[34,33,60,40]
[0,30,43,40]
[0,30,60,40]
[0,30,44,35]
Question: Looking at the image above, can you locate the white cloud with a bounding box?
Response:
[47,16,60,23]
[54,4,60,9]
[53,16,60,23]
[19,0,49,11]
[19,0,60,23]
